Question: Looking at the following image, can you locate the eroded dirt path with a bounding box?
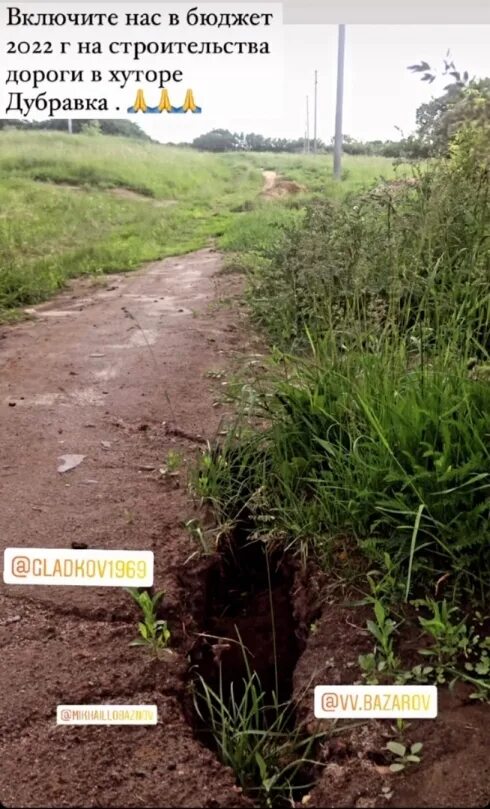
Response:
[0,250,252,808]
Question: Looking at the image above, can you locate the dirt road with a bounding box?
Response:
[0,250,251,808]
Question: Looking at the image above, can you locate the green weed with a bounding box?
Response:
[126,588,171,657]
[358,574,403,683]
[193,127,490,697]
[410,599,490,697]
[194,655,333,808]
[197,352,490,595]
[386,740,423,773]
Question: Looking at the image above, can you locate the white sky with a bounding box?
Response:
[140,24,490,144]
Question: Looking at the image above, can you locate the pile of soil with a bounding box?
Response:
[261,170,306,198]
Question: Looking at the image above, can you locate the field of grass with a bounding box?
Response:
[231,150,412,196]
[0,131,261,315]
[0,131,404,318]
[218,152,412,258]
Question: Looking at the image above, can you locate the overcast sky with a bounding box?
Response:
[140,24,490,144]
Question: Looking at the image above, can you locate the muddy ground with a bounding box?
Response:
[0,248,489,808]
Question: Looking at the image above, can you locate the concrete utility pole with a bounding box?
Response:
[67,119,73,134]
[305,95,310,153]
[333,24,346,179]
[313,70,318,153]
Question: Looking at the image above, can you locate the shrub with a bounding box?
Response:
[247,147,489,357]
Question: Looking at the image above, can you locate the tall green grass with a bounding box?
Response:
[247,161,489,355]
[195,666,321,806]
[229,151,411,197]
[198,351,489,596]
[0,130,260,201]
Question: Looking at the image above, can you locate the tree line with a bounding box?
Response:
[1,72,488,159]
[191,76,489,158]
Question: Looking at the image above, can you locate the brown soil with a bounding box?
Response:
[1,247,488,809]
[261,170,306,198]
[291,577,490,809]
[0,249,254,808]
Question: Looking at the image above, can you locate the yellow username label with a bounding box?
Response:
[315,685,437,718]
[57,705,157,725]
[3,548,153,587]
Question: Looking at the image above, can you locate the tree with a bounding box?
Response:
[0,118,152,140]
[408,55,490,154]
[192,129,240,151]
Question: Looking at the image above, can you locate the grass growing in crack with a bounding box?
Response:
[194,664,323,807]
[126,588,171,657]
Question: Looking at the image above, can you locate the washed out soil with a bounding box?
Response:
[260,170,305,198]
[0,247,488,808]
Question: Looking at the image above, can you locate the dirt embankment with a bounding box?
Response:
[261,169,306,198]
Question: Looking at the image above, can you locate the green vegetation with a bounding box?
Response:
[226,151,408,197]
[218,153,409,271]
[0,117,153,140]
[195,666,320,807]
[408,55,490,155]
[3,112,488,704]
[195,121,490,695]
[198,136,490,593]
[385,740,423,773]
[0,130,260,316]
[191,66,489,160]
[126,588,171,657]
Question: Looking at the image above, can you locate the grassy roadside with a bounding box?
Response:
[195,125,490,700]
[217,153,413,277]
